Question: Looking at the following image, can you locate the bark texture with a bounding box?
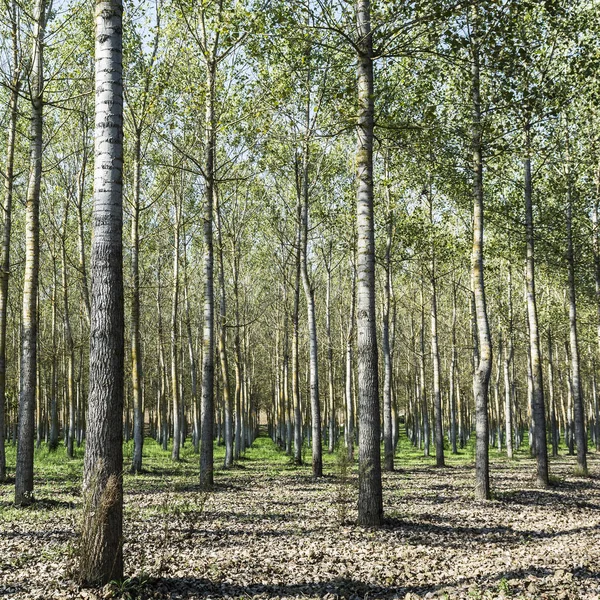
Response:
[470,8,491,500]
[80,0,125,583]
[0,0,20,482]
[356,0,383,527]
[15,0,45,506]
[523,142,548,486]
[200,60,216,487]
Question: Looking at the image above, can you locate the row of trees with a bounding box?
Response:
[1,0,600,584]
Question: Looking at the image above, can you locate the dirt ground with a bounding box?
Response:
[1,441,599,599]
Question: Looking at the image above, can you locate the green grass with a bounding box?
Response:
[0,426,591,502]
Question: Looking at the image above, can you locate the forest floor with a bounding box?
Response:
[1,434,600,600]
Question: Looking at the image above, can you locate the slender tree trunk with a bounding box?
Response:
[299,144,322,477]
[524,132,548,485]
[130,129,144,473]
[200,60,216,487]
[49,255,59,450]
[215,192,233,467]
[593,171,600,450]
[429,195,444,467]
[183,255,199,456]
[0,0,19,481]
[382,183,394,471]
[325,249,335,454]
[156,264,168,451]
[292,201,303,465]
[345,263,356,461]
[233,250,243,459]
[566,176,587,474]
[76,150,91,325]
[356,0,382,526]
[420,281,429,457]
[80,0,124,583]
[15,0,46,505]
[547,331,558,456]
[449,280,458,455]
[171,196,181,461]
[62,202,76,459]
[470,9,492,500]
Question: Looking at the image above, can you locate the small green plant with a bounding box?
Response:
[497,577,511,595]
[573,465,589,478]
[548,473,564,486]
[105,574,151,599]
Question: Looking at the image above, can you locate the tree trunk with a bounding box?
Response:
[325,248,335,454]
[593,170,600,450]
[171,196,181,461]
[547,330,558,456]
[0,0,20,481]
[523,133,548,486]
[49,254,59,451]
[345,262,356,461]
[429,195,444,468]
[449,280,458,454]
[420,281,429,457]
[382,183,394,471]
[200,60,216,487]
[183,252,199,457]
[470,8,492,500]
[80,0,124,583]
[15,0,46,506]
[292,199,303,465]
[130,129,144,473]
[76,148,91,325]
[62,201,76,459]
[356,0,382,527]
[566,178,587,474]
[299,143,323,478]
[215,191,233,467]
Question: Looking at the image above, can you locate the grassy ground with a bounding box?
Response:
[1,432,599,599]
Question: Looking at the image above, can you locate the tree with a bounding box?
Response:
[0,0,20,482]
[79,0,125,583]
[355,0,383,527]
[469,2,492,501]
[15,0,46,506]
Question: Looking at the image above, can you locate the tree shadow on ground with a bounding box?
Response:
[0,497,76,511]
[382,515,600,549]
[132,565,600,599]
[495,488,600,510]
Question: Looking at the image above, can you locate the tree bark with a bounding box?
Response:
[130,129,143,473]
[216,191,233,467]
[0,0,20,481]
[449,280,458,454]
[429,195,444,468]
[200,59,216,487]
[325,247,335,454]
[593,168,600,450]
[523,131,548,486]
[470,6,492,500]
[80,0,124,583]
[356,0,382,527]
[62,201,76,459]
[345,262,356,461]
[566,177,587,474]
[382,181,394,471]
[15,0,46,506]
[171,195,181,461]
[299,146,323,478]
